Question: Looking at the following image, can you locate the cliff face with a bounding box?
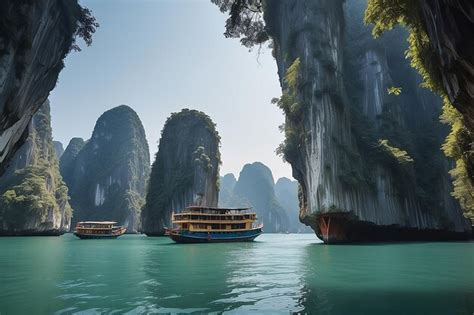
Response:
[141,109,220,236]
[53,141,64,159]
[275,177,312,233]
[264,0,470,242]
[218,173,237,206]
[419,1,474,132]
[0,101,72,235]
[60,137,85,188]
[418,0,474,221]
[219,163,290,233]
[0,1,97,175]
[62,105,150,233]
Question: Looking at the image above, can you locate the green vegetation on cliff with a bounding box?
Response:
[378,139,413,164]
[0,102,72,232]
[365,0,474,220]
[274,57,304,164]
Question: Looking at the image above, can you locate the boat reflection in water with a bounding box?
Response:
[165,206,263,243]
[74,221,126,239]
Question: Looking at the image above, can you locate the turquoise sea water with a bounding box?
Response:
[0,234,473,314]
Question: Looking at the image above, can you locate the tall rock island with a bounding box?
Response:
[60,137,85,187]
[0,101,72,235]
[53,141,64,159]
[219,163,290,233]
[141,109,220,236]
[0,1,97,175]
[275,177,312,233]
[61,105,150,233]
[214,0,471,242]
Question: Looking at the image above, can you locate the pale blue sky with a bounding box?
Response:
[50,0,292,180]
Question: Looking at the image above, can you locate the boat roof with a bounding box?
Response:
[78,221,117,224]
[185,206,251,211]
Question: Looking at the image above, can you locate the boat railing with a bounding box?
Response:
[252,223,264,229]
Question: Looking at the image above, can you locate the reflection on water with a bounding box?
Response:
[217,236,307,314]
[0,234,473,314]
[139,235,308,314]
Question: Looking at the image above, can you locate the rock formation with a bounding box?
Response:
[418,1,474,132]
[275,177,312,233]
[61,105,150,233]
[218,173,238,206]
[53,141,64,159]
[214,0,471,242]
[0,101,72,235]
[233,163,289,233]
[0,1,97,175]
[60,137,85,188]
[365,0,474,226]
[219,164,295,233]
[141,109,220,236]
[413,0,474,224]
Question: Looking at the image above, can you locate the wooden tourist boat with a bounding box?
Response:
[165,206,263,243]
[74,221,127,239]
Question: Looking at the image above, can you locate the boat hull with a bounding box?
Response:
[73,227,127,239]
[74,233,123,239]
[168,228,263,243]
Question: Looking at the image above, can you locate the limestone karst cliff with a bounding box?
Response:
[60,137,85,188]
[61,105,150,233]
[214,0,471,242]
[275,177,312,233]
[418,1,474,131]
[0,1,97,175]
[365,0,474,223]
[218,173,238,206]
[219,163,295,233]
[53,141,64,159]
[141,109,220,236]
[0,101,72,235]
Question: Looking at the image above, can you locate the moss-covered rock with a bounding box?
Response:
[61,105,150,233]
[141,109,220,236]
[0,101,72,235]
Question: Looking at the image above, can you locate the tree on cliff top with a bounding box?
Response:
[212,0,267,49]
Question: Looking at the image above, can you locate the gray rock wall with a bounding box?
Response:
[265,0,470,241]
[0,0,93,174]
[141,109,220,236]
[62,105,150,233]
[0,101,72,235]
